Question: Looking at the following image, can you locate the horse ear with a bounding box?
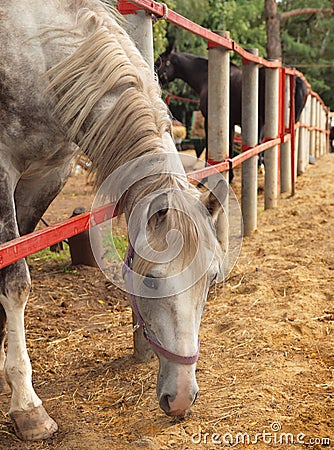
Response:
[147,192,169,230]
[166,42,174,55]
[200,180,228,222]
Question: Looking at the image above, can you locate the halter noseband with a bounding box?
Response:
[122,243,200,365]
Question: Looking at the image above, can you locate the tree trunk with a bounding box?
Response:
[265,0,282,61]
[265,1,334,62]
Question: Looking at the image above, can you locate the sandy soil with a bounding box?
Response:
[0,153,333,450]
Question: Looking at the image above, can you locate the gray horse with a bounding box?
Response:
[0,0,227,441]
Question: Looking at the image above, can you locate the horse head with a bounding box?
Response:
[121,167,227,417]
[155,44,177,87]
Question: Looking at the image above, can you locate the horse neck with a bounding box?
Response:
[173,53,208,95]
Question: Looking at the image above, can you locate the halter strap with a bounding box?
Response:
[122,244,200,365]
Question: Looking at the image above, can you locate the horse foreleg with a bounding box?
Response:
[0,262,57,441]
[0,174,57,440]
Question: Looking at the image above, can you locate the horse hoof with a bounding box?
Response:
[0,371,10,394]
[10,405,58,441]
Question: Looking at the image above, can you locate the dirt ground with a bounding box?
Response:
[0,153,333,449]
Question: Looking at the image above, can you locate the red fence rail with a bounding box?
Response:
[0,205,116,269]
[0,0,329,270]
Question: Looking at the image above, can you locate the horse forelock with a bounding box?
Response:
[45,2,172,188]
[133,187,214,279]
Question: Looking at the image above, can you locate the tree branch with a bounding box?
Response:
[281,8,334,21]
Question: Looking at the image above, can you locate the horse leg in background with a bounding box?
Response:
[0,304,10,393]
[203,115,209,163]
[258,115,265,173]
[229,126,234,183]
[0,162,73,441]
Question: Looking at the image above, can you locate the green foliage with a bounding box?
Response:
[279,0,334,109]
[27,233,128,271]
[102,234,128,261]
[27,246,75,273]
[153,0,334,109]
[168,0,210,55]
[28,246,71,264]
[203,0,266,59]
[153,0,267,115]
[153,0,176,58]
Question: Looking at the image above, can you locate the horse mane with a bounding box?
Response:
[46,2,172,189]
[45,2,205,269]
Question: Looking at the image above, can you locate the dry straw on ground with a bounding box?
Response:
[0,154,333,450]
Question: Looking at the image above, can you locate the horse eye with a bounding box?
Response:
[143,276,159,290]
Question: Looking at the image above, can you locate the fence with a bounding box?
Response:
[0,0,329,361]
[0,1,329,261]
[120,0,329,234]
[119,1,329,360]
[0,1,329,269]
[0,2,329,305]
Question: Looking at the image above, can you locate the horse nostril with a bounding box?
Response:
[159,394,171,414]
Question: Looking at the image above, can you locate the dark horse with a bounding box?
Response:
[330,126,334,153]
[156,48,309,180]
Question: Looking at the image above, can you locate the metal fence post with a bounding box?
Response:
[297,106,307,175]
[264,65,279,209]
[315,100,320,158]
[208,32,230,259]
[320,106,326,156]
[309,96,316,159]
[303,94,311,169]
[294,120,300,182]
[241,49,259,235]
[280,73,291,193]
[122,10,154,72]
[119,3,155,362]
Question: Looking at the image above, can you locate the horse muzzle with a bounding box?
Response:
[157,363,199,418]
[159,389,199,418]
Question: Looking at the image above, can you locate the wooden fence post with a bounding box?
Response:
[241,49,259,235]
[264,65,279,209]
[208,32,230,261]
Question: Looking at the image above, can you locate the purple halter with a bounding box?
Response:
[122,244,200,365]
